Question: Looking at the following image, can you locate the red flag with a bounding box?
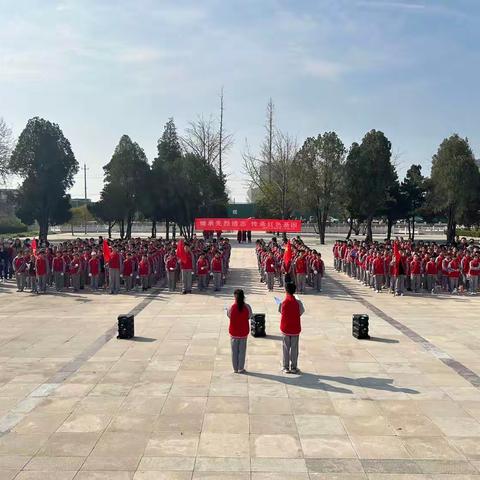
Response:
[283,240,292,270]
[176,239,187,264]
[103,240,111,263]
[31,239,37,255]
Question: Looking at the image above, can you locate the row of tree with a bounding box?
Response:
[1,115,230,240]
[245,101,480,244]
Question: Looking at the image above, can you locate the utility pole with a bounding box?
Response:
[83,163,88,235]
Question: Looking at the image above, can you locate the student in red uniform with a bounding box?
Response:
[226,289,253,373]
[108,246,121,294]
[35,251,49,293]
[88,252,100,290]
[211,252,223,292]
[180,244,194,294]
[448,256,460,293]
[469,253,480,295]
[122,253,134,291]
[425,255,437,293]
[279,282,305,374]
[311,252,324,292]
[52,251,66,291]
[138,254,150,291]
[70,254,81,292]
[410,254,422,293]
[372,252,385,293]
[196,253,209,291]
[165,252,178,292]
[13,251,27,292]
[264,252,276,291]
[294,252,307,294]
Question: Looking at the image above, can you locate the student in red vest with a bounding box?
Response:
[196,253,209,291]
[52,251,66,291]
[88,252,100,291]
[35,250,49,293]
[123,253,134,291]
[410,254,422,293]
[211,251,223,292]
[425,255,437,293]
[311,252,325,292]
[108,246,122,294]
[13,250,27,292]
[180,244,194,294]
[165,252,178,292]
[372,252,385,293]
[264,252,276,291]
[138,254,150,291]
[279,282,305,374]
[469,253,480,295]
[294,252,307,294]
[70,254,81,292]
[448,256,460,293]
[227,289,253,374]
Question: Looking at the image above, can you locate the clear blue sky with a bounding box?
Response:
[1,0,479,201]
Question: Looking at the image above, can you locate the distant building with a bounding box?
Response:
[227,203,256,219]
[0,188,18,218]
[70,198,92,208]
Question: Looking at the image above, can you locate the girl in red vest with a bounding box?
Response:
[279,282,304,374]
[227,289,253,373]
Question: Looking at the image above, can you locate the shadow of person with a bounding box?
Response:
[316,375,419,394]
[247,371,353,394]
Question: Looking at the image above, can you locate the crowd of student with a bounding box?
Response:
[333,238,480,295]
[2,236,231,295]
[255,237,325,293]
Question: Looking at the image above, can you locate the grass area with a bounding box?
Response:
[457,228,480,238]
[0,231,39,239]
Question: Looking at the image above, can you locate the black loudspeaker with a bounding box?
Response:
[118,314,134,339]
[251,313,266,337]
[352,314,370,339]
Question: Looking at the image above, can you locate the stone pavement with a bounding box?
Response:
[0,241,480,479]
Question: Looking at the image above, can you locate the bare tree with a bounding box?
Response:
[0,117,13,182]
[262,98,274,182]
[244,128,299,220]
[182,108,233,175]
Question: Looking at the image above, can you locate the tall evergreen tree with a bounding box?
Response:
[9,117,78,240]
[152,118,183,238]
[401,164,426,240]
[343,130,397,242]
[101,135,150,239]
[429,134,480,243]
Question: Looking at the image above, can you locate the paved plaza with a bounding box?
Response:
[1,240,480,479]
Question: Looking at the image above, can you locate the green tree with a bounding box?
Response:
[429,134,480,243]
[343,130,397,242]
[9,117,78,240]
[101,135,150,239]
[400,164,426,240]
[88,184,126,239]
[174,153,228,239]
[151,118,183,239]
[69,205,94,235]
[296,132,345,244]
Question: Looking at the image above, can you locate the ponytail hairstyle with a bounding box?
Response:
[234,288,245,311]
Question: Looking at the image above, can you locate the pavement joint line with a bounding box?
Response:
[0,285,163,436]
[328,271,480,389]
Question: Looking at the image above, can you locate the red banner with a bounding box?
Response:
[195,218,302,233]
